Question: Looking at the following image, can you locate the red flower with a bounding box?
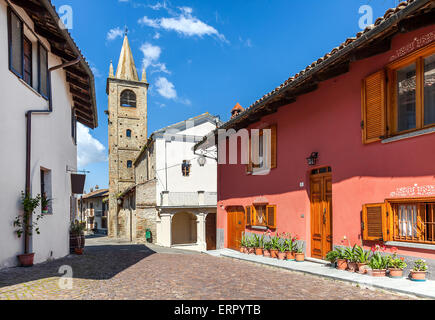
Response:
[390,247,398,254]
[294,235,299,240]
[400,257,404,261]
[381,245,386,251]
[370,245,376,253]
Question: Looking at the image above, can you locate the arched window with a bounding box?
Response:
[126,129,132,138]
[120,90,136,108]
[127,160,133,168]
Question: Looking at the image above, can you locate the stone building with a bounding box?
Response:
[78,187,109,234]
[106,33,148,238]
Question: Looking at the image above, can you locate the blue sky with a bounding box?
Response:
[51,0,402,193]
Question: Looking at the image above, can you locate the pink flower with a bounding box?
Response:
[390,247,398,254]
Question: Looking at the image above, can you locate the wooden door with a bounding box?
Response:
[206,212,217,250]
[310,168,332,259]
[227,207,245,250]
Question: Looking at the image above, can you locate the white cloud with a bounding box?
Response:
[140,42,161,69]
[106,27,123,41]
[77,123,107,168]
[137,7,227,42]
[155,77,177,99]
[153,32,161,39]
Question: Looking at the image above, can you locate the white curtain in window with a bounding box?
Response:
[398,205,417,237]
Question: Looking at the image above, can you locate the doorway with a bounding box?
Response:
[310,167,332,259]
[227,206,245,250]
[206,212,217,250]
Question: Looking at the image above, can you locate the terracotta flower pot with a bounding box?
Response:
[286,251,295,261]
[371,269,387,277]
[248,248,255,254]
[410,270,427,281]
[277,252,286,260]
[255,248,263,255]
[336,259,347,270]
[240,247,246,253]
[243,247,248,254]
[389,268,403,278]
[347,262,357,272]
[357,263,367,274]
[74,248,84,255]
[17,253,35,267]
[295,253,305,262]
[263,249,271,257]
[270,249,278,258]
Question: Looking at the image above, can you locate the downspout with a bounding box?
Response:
[24,57,81,254]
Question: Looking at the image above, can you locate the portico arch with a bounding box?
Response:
[171,212,197,245]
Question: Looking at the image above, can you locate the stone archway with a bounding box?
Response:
[171,212,197,245]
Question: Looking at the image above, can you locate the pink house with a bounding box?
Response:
[195,0,435,277]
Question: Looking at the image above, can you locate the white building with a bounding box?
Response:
[0,0,97,268]
[123,113,221,251]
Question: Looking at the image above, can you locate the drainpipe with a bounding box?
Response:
[24,57,81,254]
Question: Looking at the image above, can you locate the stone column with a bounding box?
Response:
[159,213,173,247]
[196,212,208,251]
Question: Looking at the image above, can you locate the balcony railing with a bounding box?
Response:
[160,191,217,207]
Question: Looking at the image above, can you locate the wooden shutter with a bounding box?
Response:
[416,204,426,241]
[266,205,277,229]
[361,70,387,144]
[270,125,277,169]
[362,203,387,241]
[245,206,252,226]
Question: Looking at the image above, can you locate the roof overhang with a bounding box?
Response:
[195,0,434,151]
[10,0,98,129]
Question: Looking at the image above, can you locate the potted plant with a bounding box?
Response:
[326,249,339,268]
[14,192,43,267]
[410,259,428,281]
[353,245,370,274]
[368,244,389,277]
[284,234,296,261]
[344,245,358,272]
[269,234,280,258]
[277,242,287,260]
[334,248,347,270]
[294,241,305,262]
[70,220,86,254]
[253,233,264,255]
[40,192,51,214]
[263,240,272,257]
[387,247,407,278]
[239,232,247,253]
[246,237,255,254]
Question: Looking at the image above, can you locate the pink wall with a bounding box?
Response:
[217,26,435,259]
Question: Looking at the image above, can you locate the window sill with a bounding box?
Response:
[381,127,435,144]
[385,241,435,251]
[250,225,268,231]
[11,70,48,101]
[251,168,272,176]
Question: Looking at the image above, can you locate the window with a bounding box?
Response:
[362,199,435,245]
[245,205,276,229]
[8,8,23,77]
[23,36,32,86]
[362,43,435,143]
[182,160,191,176]
[71,108,77,144]
[126,129,132,138]
[38,44,49,98]
[40,168,52,214]
[120,90,136,108]
[127,160,133,168]
[246,125,277,173]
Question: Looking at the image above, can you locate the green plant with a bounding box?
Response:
[270,234,280,250]
[263,240,272,250]
[343,246,358,262]
[368,252,390,270]
[353,245,370,263]
[412,259,428,272]
[294,241,304,254]
[70,220,86,236]
[240,232,247,247]
[326,250,339,263]
[14,191,43,238]
[284,233,297,252]
[388,256,407,270]
[41,192,51,212]
[277,242,287,253]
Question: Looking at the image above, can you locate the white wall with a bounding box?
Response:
[155,120,217,205]
[0,1,78,268]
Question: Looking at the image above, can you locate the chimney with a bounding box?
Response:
[95,185,99,190]
[90,188,94,193]
[231,103,244,119]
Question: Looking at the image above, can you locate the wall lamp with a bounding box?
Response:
[306,152,319,166]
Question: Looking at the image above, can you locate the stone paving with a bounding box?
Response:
[0,237,416,300]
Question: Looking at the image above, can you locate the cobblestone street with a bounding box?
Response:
[0,237,415,300]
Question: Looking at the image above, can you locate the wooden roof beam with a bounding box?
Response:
[69,87,91,101]
[67,75,90,91]
[10,0,47,15]
[34,24,66,45]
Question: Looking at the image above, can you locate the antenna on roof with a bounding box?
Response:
[124,25,129,36]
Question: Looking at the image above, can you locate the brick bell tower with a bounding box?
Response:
[106,33,148,238]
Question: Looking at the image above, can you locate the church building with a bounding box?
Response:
[106,33,148,238]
